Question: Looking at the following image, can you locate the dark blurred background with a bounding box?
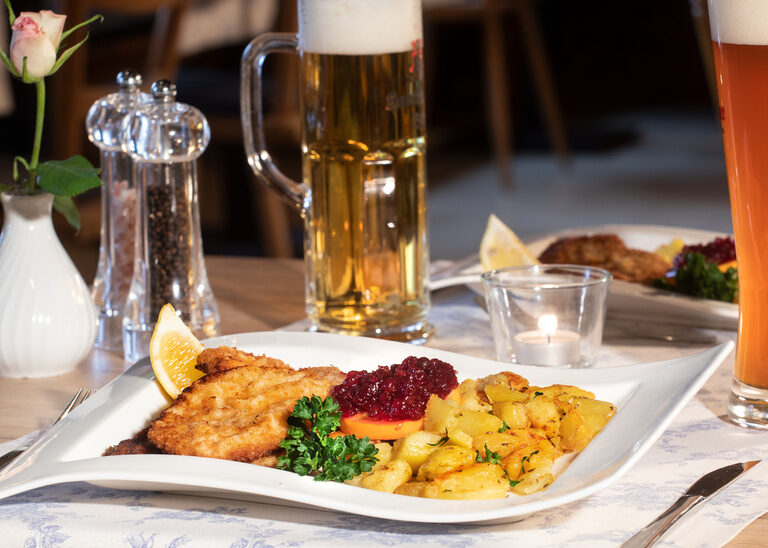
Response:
[0,0,719,281]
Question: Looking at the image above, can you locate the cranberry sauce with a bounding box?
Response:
[674,236,736,269]
[331,356,459,421]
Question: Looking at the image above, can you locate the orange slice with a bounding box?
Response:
[339,387,460,440]
[718,259,737,273]
[340,414,425,441]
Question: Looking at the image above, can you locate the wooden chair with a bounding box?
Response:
[50,0,191,161]
[197,0,298,258]
[423,0,571,185]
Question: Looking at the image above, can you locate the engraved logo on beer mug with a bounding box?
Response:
[241,0,433,343]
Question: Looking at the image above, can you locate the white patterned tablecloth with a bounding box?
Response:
[1,286,767,547]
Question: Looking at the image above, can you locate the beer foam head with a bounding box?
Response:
[299,0,422,54]
[709,0,768,45]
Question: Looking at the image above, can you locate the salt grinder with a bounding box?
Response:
[120,80,220,362]
[86,70,149,352]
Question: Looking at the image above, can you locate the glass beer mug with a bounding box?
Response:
[241,0,432,343]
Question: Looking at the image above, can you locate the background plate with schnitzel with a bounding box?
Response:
[434,224,738,330]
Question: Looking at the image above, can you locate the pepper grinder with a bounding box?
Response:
[86,70,149,352]
[120,80,220,362]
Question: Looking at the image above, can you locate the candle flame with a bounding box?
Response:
[537,314,558,335]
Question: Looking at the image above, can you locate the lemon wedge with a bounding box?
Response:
[479,214,539,270]
[149,303,205,399]
[654,238,685,264]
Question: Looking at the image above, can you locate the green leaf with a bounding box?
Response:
[521,450,539,474]
[37,156,102,197]
[429,429,450,446]
[315,434,378,482]
[5,0,15,25]
[13,156,29,182]
[59,14,103,45]
[428,435,449,447]
[503,469,520,488]
[0,48,18,78]
[279,395,379,482]
[13,156,29,170]
[20,57,38,84]
[293,396,317,419]
[476,443,502,464]
[52,195,81,231]
[48,33,90,76]
[314,402,341,437]
[652,252,738,303]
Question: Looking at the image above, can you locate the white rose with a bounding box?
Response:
[10,10,66,79]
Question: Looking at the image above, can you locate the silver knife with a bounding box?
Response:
[622,460,760,547]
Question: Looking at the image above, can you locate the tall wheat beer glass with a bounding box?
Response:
[241,0,432,342]
[710,0,768,427]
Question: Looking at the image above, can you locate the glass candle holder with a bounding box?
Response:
[481,265,611,368]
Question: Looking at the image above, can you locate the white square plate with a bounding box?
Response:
[0,332,733,525]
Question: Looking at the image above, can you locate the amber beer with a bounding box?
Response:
[710,0,768,427]
[241,0,431,342]
[301,47,429,340]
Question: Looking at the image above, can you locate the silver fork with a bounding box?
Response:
[0,387,91,470]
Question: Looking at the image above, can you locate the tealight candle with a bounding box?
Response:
[513,314,581,367]
[482,265,609,367]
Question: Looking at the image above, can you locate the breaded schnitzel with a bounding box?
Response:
[147,363,347,462]
[103,428,282,467]
[538,234,669,284]
[195,346,291,375]
[103,428,161,456]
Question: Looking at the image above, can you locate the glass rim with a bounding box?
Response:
[480,264,612,289]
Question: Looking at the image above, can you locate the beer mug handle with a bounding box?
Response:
[240,33,306,212]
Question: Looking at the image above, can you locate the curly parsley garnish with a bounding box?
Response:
[653,252,738,303]
[277,395,378,482]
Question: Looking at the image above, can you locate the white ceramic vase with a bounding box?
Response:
[0,192,97,377]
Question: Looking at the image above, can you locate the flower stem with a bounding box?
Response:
[28,79,45,195]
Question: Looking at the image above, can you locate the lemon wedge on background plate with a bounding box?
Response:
[654,237,685,264]
[479,213,540,270]
[149,303,205,399]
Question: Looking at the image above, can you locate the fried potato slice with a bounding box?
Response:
[422,463,509,500]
